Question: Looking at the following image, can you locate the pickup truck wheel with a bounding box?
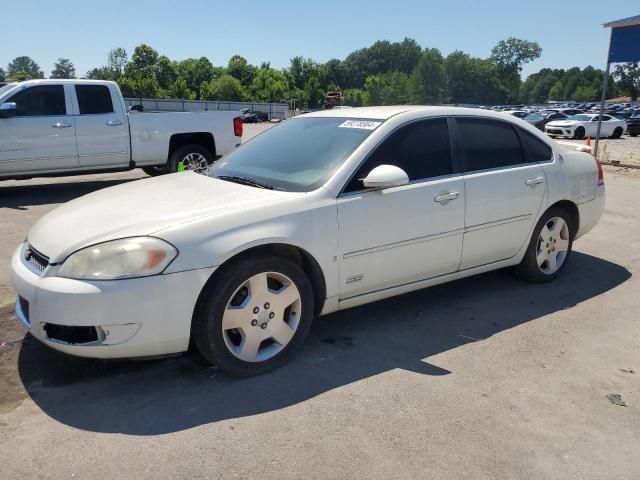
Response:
[169,144,214,174]
[192,254,314,377]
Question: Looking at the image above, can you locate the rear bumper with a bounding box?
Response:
[576,185,605,240]
[11,244,215,358]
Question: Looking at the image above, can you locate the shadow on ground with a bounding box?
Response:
[0,177,145,210]
[16,251,630,435]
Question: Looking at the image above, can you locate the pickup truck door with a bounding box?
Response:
[0,84,78,175]
[72,84,129,168]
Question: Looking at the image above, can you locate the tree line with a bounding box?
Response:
[2,38,639,106]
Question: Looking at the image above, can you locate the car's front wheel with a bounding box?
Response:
[513,207,574,283]
[611,127,623,139]
[192,254,314,377]
[573,126,585,139]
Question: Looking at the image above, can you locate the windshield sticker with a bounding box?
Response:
[339,120,382,130]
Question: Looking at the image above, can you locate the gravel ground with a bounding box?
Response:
[1,124,639,479]
[554,134,640,167]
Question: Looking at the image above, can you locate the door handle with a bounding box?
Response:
[106,120,123,126]
[52,122,71,128]
[525,176,545,186]
[434,192,459,203]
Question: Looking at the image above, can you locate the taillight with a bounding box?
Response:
[233,117,243,137]
[595,157,604,186]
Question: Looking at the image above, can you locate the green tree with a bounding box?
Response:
[50,58,76,79]
[410,48,446,104]
[166,77,196,100]
[155,55,177,89]
[227,55,256,86]
[175,57,216,98]
[107,48,128,78]
[250,67,289,102]
[200,74,245,101]
[614,62,639,100]
[343,88,367,107]
[0,67,5,82]
[547,80,565,100]
[85,66,115,80]
[125,44,159,79]
[572,85,597,101]
[364,71,411,105]
[490,37,542,102]
[7,56,44,79]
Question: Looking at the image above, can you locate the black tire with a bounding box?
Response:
[513,207,575,283]
[611,127,623,139]
[630,133,638,137]
[142,166,166,176]
[573,126,585,140]
[192,254,315,378]
[167,144,214,174]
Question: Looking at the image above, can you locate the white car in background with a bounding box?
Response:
[545,113,627,139]
[12,107,605,377]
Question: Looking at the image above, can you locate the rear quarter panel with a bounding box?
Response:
[128,110,240,165]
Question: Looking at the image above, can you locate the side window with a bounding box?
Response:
[457,118,523,172]
[75,85,114,114]
[518,129,553,163]
[8,85,66,116]
[344,119,452,192]
[601,115,612,121]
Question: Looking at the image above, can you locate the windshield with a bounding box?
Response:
[525,113,544,121]
[210,117,380,192]
[0,83,18,99]
[570,114,593,121]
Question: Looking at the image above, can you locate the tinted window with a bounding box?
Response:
[458,118,523,172]
[548,113,566,119]
[75,85,113,114]
[8,85,66,116]
[519,129,553,163]
[344,118,452,192]
[211,117,376,192]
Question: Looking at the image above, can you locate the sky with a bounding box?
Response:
[1,0,638,79]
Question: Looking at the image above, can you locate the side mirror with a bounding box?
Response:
[0,102,17,118]
[362,164,409,189]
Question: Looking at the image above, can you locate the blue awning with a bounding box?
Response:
[604,15,640,63]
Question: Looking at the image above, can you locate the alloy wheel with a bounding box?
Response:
[221,272,302,362]
[181,152,209,174]
[536,217,570,274]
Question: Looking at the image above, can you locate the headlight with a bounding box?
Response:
[57,237,178,280]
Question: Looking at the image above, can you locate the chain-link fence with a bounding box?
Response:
[123,98,289,120]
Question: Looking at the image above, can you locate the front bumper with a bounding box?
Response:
[11,244,215,359]
[545,126,574,137]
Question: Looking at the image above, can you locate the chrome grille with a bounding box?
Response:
[25,245,49,273]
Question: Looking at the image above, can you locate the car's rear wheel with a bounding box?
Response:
[611,127,623,139]
[168,144,214,174]
[573,127,585,139]
[513,207,574,283]
[192,254,314,377]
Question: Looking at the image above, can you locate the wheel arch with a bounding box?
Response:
[545,199,580,235]
[193,241,328,320]
[168,132,216,159]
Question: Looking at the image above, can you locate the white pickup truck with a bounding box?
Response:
[0,79,243,179]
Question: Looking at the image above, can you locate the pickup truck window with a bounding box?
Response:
[7,85,66,117]
[75,85,114,114]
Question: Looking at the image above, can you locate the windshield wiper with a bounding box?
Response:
[216,175,274,190]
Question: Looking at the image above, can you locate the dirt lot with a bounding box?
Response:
[558,134,640,167]
[0,124,639,479]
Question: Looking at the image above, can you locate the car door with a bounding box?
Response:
[456,117,547,270]
[337,118,465,299]
[0,84,78,175]
[73,84,129,168]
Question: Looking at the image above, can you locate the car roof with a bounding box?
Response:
[301,105,533,121]
[10,79,116,87]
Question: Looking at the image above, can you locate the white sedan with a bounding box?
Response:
[545,113,627,139]
[12,107,605,377]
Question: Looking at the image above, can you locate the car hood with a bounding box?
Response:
[546,120,579,127]
[28,172,299,263]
